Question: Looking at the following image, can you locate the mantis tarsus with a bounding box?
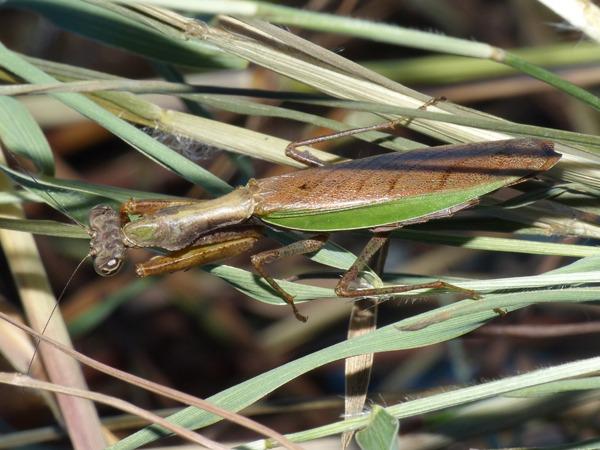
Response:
[89,135,560,322]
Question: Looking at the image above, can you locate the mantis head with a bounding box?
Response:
[88,204,126,276]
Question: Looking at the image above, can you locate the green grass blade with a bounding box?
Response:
[0,217,88,238]
[0,42,231,195]
[0,96,54,175]
[206,265,333,304]
[300,99,600,154]
[355,406,399,450]
[264,355,600,449]
[508,376,600,397]
[208,254,600,305]
[393,229,600,258]
[8,0,244,69]
[0,163,172,223]
[250,4,600,112]
[363,41,600,85]
[112,287,600,449]
[503,52,600,112]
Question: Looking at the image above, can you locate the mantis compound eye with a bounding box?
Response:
[95,256,124,277]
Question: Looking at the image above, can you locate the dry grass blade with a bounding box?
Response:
[342,298,376,449]
[3,3,600,448]
[538,0,600,43]
[0,151,105,449]
[0,372,227,449]
[206,16,511,143]
[0,309,36,373]
[342,243,388,448]
[0,311,303,450]
[127,8,600,190]
[160,110,339,167]
[128,6,509,142]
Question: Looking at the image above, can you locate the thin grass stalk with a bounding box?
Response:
[538,0,600,43]
[0,152,106,449]
[0,373,228,450]
[240,355,600,449]
[0,311,303,450]
[115,1,600,110]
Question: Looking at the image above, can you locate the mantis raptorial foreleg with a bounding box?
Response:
[135,227,263,277]
[122,200,328,320]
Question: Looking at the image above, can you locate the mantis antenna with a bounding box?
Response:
[1,150,123,373]
[26,254,89,375]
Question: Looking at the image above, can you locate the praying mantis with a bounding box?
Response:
[88,132,560,322]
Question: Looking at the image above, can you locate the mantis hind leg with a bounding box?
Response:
[250,235,329,322]
[285,123,398,167]
[285,96,447,167]
[335,233,480,300]
[135,227,263,277]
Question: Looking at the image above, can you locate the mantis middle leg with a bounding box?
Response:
[250,231,478,322]
[250,235,329,322]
